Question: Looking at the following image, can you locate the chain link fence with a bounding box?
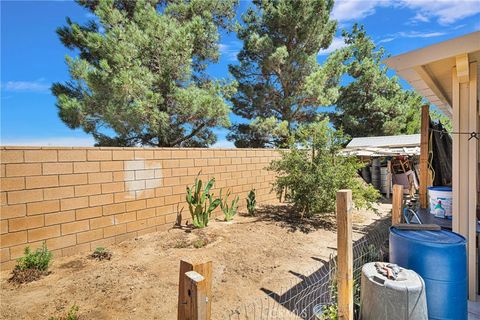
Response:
[225,217,392,320]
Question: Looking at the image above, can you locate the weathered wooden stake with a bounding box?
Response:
[336,189,353,320]
[419,104,429,209]
[178,260,212,320]
[183,271,207,320]
[392,184,404,225]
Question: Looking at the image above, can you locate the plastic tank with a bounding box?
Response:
[428,186,452,218]
[389,227,467,320]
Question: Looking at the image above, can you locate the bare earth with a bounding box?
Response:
[0,203,390,320]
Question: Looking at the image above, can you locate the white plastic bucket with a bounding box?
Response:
[428,186,452,218]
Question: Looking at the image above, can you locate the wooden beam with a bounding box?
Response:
[336,189,353,320]
[178,260,212,320]
[414,65,452,113]
[419,104,430,209]
[456,54,469,84]
[183,271,207,320]
[392,184,404,225]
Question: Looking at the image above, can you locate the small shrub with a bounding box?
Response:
[90,247,112,261]
[9,242,52,284]
[246,189,257,216]
[174,239,190,249]
[220,189,239,221]
[49,304,79,320]
[186,173,221,228]
[192,238,208,249]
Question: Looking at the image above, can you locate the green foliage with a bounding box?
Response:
[16,242,52,272]
[228,0,344,148]
[91,246,112,260]
[186,174,221,228]
[269,118,380,217]
[246,189,257,216]
[220,189,239,221]
[318,303,338,320]
[332,24,425,138]
[48,305,79,320]
[53,0,237,147]
[192,238,208,249]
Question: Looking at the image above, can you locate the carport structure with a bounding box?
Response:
[385,31,480,301]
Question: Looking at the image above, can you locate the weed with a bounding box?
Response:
[90,247,112,261]
[48,304,79,320]
[174,239,190,249]
[9,242,52,284]
[246,189,256,216]
[192,238,208,249]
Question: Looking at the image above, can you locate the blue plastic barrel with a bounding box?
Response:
[389,227,467,320]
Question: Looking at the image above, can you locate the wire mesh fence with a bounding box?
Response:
[225,217,392,320]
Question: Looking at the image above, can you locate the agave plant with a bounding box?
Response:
[186,175,221,228]
[246,189,256,216]
[220,189,239,222]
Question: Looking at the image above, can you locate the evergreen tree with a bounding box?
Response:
[332,24,425,138]
[228,0,343,148]
[53,0,237,147]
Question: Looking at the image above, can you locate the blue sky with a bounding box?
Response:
[1,0,479,147]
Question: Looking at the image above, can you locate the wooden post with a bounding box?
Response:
[392,184,404,225]
[178,260,212,320]
[336,189,353,320]
[183,271,207,320]
[419,104,429,209]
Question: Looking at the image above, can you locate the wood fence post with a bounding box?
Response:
[336,189,353,320]
[183,271,207,320]
[392,184,404,225]
[178,260,212,320]
[419,104,429,209]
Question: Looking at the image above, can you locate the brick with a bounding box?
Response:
[1,177,25,191]
[60,197,89,211]
[165,194,182,205]
[154,149,171,159]
[124,160,145,170]
[59,173,88,186]
[75,183,101,197]
[43,162,73,175]
[1,204,26,219]
[1,220,8,234]
[61,243,90,257]
[114,211,136,224]
[171,150,187,158]
[24,150,57,162]
[156,205,174,216]
[76,206,102,220]
[7,189,43,205]
[135,188,155,200]
[27,200,60,215]
[101,182,124,194]
[90,216,114,229]
[135,169,155,180]
[155,186,172,197]
[126,200,146,212]
[103,203,126,216]
[9,215,44,232]
[73,162,100,173]
[134,149,154,159]
[45,211,75,226]
[127,219,147,232]
[147,215,166,227]
[28,225,60,242]
[1,248,10,263]
[6,163,41,177]
[0,164,4,178]
[100,161,123,172]
[61,220,90,235]
[113,171,135,182]
[87,150,112,161]
[1,150,24,164]
[125,180,145,191]
[1,231,27,247]
[146,197,164,208]
[104,224,126,238]
[46,234,77,250]
[112,150,134,160]
[137,208,155,220]
[25,175,59,189]
[44,186,74,200]
[115,232,137,243]
[114,191,135,203]
[145,179,162,189]
[145,159,162,169]
[77,229,103,244]
[58,150,86,162]
[88,172,112,184]
[165,213,177,223]
[89,194,113,207]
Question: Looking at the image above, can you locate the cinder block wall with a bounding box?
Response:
[0,147,280,269]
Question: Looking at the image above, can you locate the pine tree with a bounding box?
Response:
[52,0,237,147]
[228,0,343,148]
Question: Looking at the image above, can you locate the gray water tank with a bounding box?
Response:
[360,262,428,320]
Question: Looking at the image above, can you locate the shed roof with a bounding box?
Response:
[346,134,420,148]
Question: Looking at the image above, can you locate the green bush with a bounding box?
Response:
[186,174,221,228]
[16,242,52,271]
[220,189,239,221]
[246,189,257,216]
[268,119,380,218]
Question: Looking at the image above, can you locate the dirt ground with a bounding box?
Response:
[0,202,390,320]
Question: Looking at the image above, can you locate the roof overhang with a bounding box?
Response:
[384,31,480,118]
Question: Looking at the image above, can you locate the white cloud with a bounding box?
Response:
[219,42,241,62]
[2,80,51,93]
[378,30,446,43]
[318,37,347,55]
[0,136,95,147]
[332,0,480,25]
[211,139,235,148]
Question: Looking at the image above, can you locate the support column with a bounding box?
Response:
[419,105,430,209]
